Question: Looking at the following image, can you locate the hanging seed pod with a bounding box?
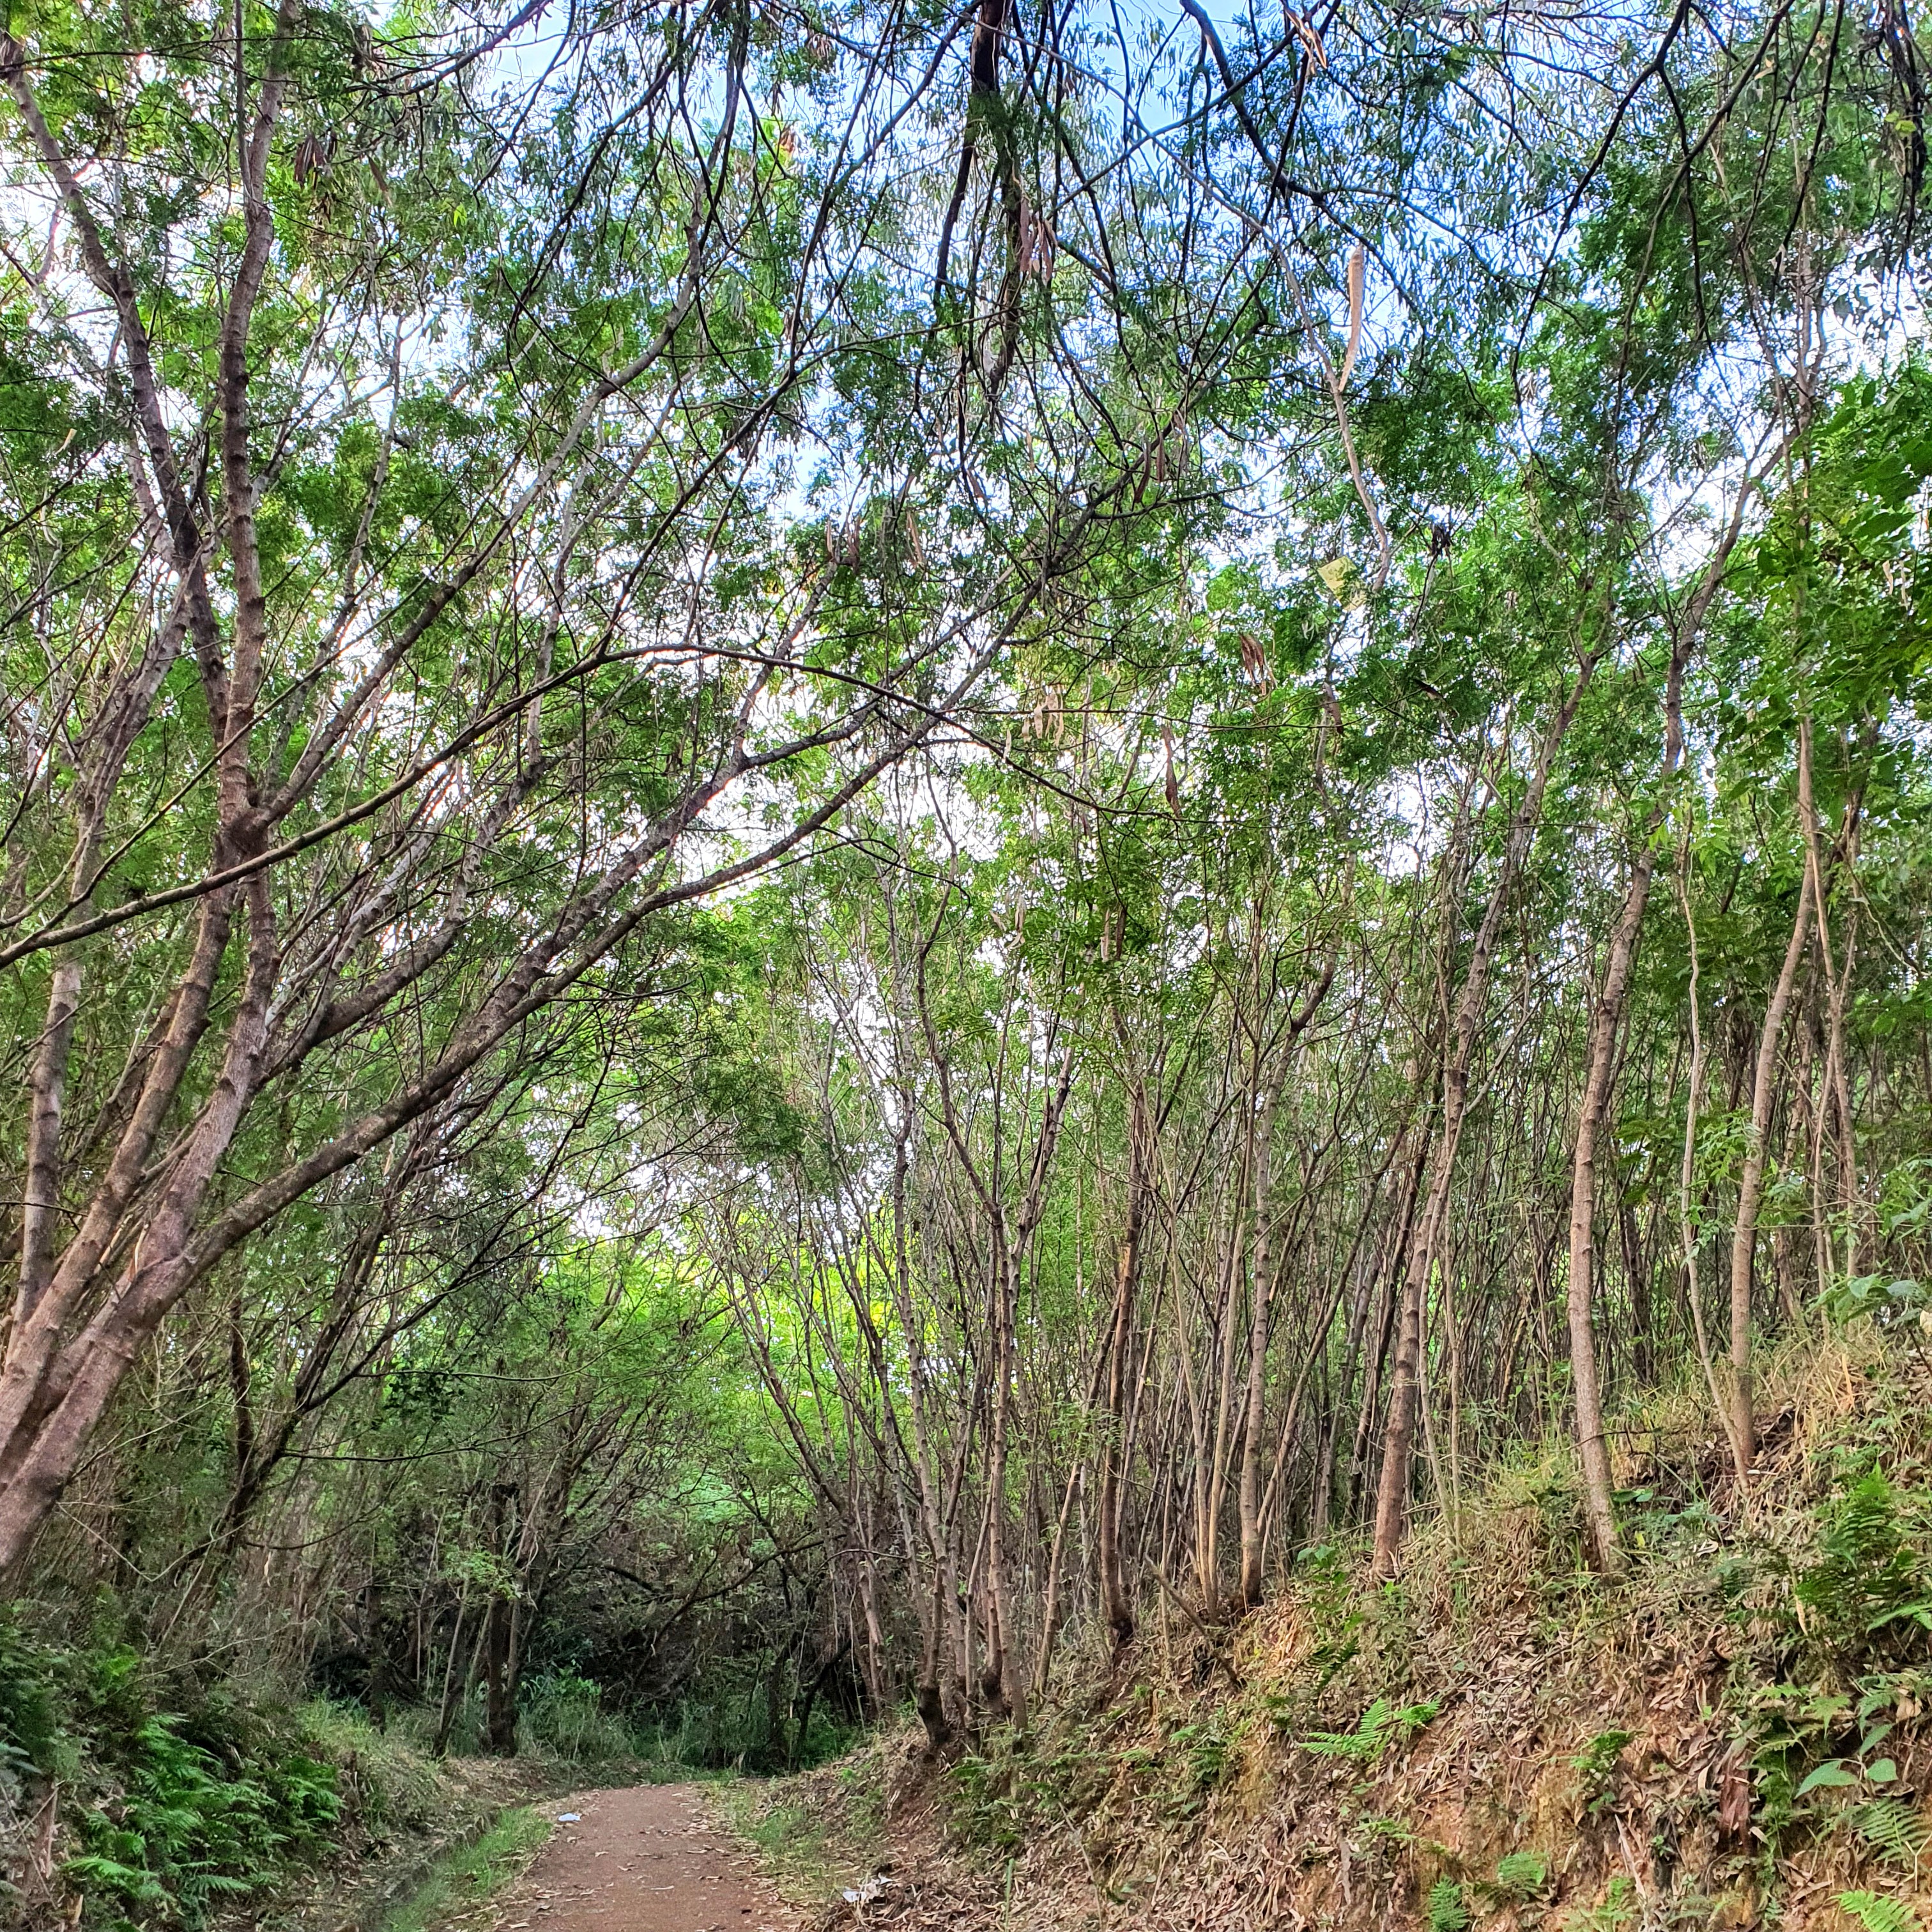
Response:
[1340,245,1365,390]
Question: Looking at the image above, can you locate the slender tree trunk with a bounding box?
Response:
[482,1483,518,1755]
[1565,870,1653,1577]
[1565,629,1700,1574]
[1728,880,1811,1475]
[1237,1083,1280,1607]
[433,1586,471,1756]
[984,1239,1025,1728]
[1098,1085,1147,1655]
[1374,659,1597,1575]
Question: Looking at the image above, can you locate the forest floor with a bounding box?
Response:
[714,1339,1932,1932]
[483,1784,805,1932]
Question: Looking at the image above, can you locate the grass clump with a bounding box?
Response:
[378,1806,551,1932]
[518,1674,639,1769]
[715,1786,847,1907]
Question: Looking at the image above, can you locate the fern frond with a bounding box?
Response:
[1855,1797,1930,1868]
[1838,1889,1921,1932]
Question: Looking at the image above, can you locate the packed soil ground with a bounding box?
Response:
[490,1785,804,1932]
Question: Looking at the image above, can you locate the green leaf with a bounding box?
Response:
[1795,1759,1859,1796]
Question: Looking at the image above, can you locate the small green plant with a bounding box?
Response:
[1358,1814,1416,1848]
[1570,1728,1634,1815]
[1565,1875,1637,1930]
[1301,1696,1441,1763]
[1427,1878,1471,1931]
[1855,1797,1931,1868]
[1837,1891,1921,1932]
[946,1742,1028,1852]
[1170,1717,1235,1794]
[1795,1474,1932,1661]
[1492,1850,1549,1898]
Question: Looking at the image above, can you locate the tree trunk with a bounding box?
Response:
[1565,862,1655,1577]
[482,1483,519,1755]
[1237,1082,1280,1607]
[1565,625,1701,1574]
[1728,882,1810,1475]
[1373,658,1597,1576]
[1098,1083,1147,1655]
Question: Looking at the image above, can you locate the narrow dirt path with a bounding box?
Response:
[491,1784,806,1932]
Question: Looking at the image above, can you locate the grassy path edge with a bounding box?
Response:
[362,1802,554,1932]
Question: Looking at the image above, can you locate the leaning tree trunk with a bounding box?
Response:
[1565,855,1656,1577]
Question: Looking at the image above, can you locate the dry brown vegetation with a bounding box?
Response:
[730,1334,1932,1932]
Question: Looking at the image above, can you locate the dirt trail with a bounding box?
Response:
[491,1784,806,1932]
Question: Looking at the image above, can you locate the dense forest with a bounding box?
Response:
[3,0,1932,1920]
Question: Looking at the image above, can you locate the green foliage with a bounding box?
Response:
[64,1708,337,1930]
[1795,1473,1932,1661]
[1300,1697,1441,1763]
[1570,1728,1635,1814]
[1427,1878,1471,1931]
[0,1614,507,1931]
[378,1807,551,1932]
[519,1675,638,1768]
[1491,1850,1549,1898]
[1853,1797,1930,1869]
[1837,1892,1922,1932]
[1169,1716,1237,1797]
[946,1735,1030,1853]
[1565,1876,1638,1931]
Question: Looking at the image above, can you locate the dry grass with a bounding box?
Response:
[750,1333,1932,1932]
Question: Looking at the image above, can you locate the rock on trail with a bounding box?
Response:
[491,1784,804,1932]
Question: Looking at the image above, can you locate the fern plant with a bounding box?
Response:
[1796,1475,1932,1666]
[1855,1797,1930,1869]
[1426,1878,1471,1931]
[1837,1890,1922,1932]
[1565,1876,1637,1931]
[1303,1696,1442,1763]
[1492,1850,1549,1898]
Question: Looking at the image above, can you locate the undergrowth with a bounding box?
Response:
[374,1805,551,1932]
[783,1333,1932,1931]
[0,1615,661,1929]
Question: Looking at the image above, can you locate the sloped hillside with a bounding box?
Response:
[741,1336,1932,1932]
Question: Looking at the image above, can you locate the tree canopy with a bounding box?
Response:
[3,0,1932,1856]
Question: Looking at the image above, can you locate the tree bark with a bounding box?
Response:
[1237,1082,1280,1606]
[1372,658,1597,1576]
[1728,879,1811,1475]
[1099,1082,1149,1653]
